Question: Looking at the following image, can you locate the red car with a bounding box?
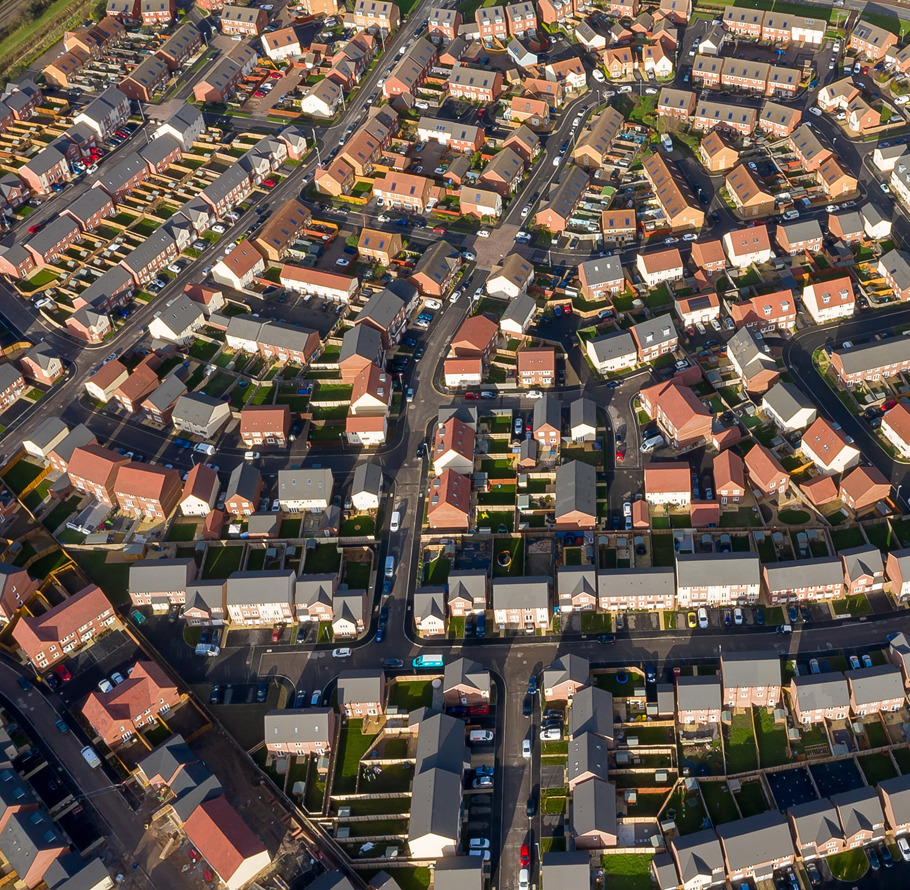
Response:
[27,222,43,235]
[269,71,283,79]
[520,845,530,867]
[432,225,446,234]
[270,625,284,643]
[263,178,276,188]
[616,447,625,461]
[465,391,480,400]
[563,303,573,314]
[884,399,898,411]
[254,90,266,98]
[55,664,72,682]
[469,704,489,715]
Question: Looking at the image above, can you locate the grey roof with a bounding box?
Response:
[128,558,195,595]
[418,116,481,146]
[51,423,95,464]
[151,293,203,337]
[53,857,115,890]
[144,373,187,412]
[557,565,596,601]
[22,342,60,374]
[716,811,792,871]
[337,670,384,705]
[340,323,383,364]
[295,574,336,609]
[24,417,68,454]
[543,653,590,691]
[1,809,63,877]
[158,102,204,147]
[863,202,889,230]
[201,163,250,206]
[65,187,113,224]
[23,144,67,177]
[27,215,79,257]
[791,672,849,711]
[846,664,904,706]
[570,396,597,433]
[443,657,490,696]
[567,732,609,786]
[333,589,366,626]
[170,764,223,823]
[778,218,822,244]
[500,292,536,329]
[370,871,403,890]
[676,552,760,588]
[840,544,884,580]
[879,249,910,291]
[97,152,148,197]
[832,336,910,377]
[278,467,333,502]
[185,580,225,614]
[831,787,885,836]
[411,240,461,288]
[762,381,815,423]
[351,460,382,498]
[138,732,195,784]
[414,586,446,623]
[121,228,176,276]
[598,566,676,601]
[676,675,722,713]
[587,330,636,364]
[632,314,676,350]
[789,798,845,848]
[447,570,487,606]
[76,264,134,309]
[568,684,613,741]
[656,682,675,715]
[540,164,588,221]
[76,85,128,126]
[264,707,333,744]
[541,852,590,887]
[357,286,407,331]
[651,853,680,890]
[172,392,225,427]
[139,134,182,169]
[225,570,295,604]
[0,767,34,812]
[672,829,726,886]
[308,873,357,890]
[728,326,777,379]
[763,557,844,593]
[0,364,22,393]
[124,53,169,92]
[491,576,549,609]
[555,460,596,521]
[226,462,261,502]
[572,777,616,840]
[721,651,781,690]
[830,210,864,236]
[533,391,560,433]
[876,774,910,824]
[159,22,199,57]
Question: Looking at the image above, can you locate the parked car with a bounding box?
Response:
[697,608,708,629]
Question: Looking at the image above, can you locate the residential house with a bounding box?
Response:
[240,405,290,448]
[723,226,773,269]
[492,576,550,630]
[847,665,905,717]
[66,444,130,506]
[568,686,614,745]
[839,465,890,515]
[639,380,712,449]
[802,275,855,324]
[179,463,219,517]
[670,830,726,890]
[337,671,386,718]
[556,566,597,613]
[877,775,910,837]
[762,558,844,605]
[832,788,887,847]
[789,799,847,861]
[727,327,780,394]
[518,347,555,387]
[720,651,781,709]
[448,66,502,103]
[443,657,490,706]
[171,393,231,441]
[642,151,704,230]
[578,256,624,300]
[264,708,335,757]
[486,253,533,300]
[714,450,745,505]
[598,567,677,612]
[414,586,446,636]
[637,249,684,287]
[630,314,678,364]
[114,463,182,520]
[555,461,597,529]
[147,294,204,345]
[277,468,333,512]
[427,469,471,531]
[716,813,795,882]
[850,19,897,61]
[657,87,696,123]
[569,397,597,443]
[534,165,589,233]
[801,418,861,474]
[225,571,295,626]
[295,575,336,624]
[532,393,561,449]
[224,464,262,517]
[675,552,761,607]
[729,289,796,333]
[725,164,775,218]
[676,676,722,725]
[841,545,884,597]
[644,462,691,507]
[446,571,487,617]
[699,130,738,172]
[743,443,789,499]
[790,672,850,723]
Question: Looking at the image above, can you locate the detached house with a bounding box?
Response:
[841,545,884,597]
[800,418,861,475]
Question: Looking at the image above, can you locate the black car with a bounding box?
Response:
[383,658,404,669]
[256,681,269,702]
[806,862,821,886]
[799,604,811,622]
[787,605,799,623]
[416,442,426,459]
[598,634,616,645]
[526,794,536,817]
[523,696,533,717]
[209,685,221,704]
[380,606,389,623]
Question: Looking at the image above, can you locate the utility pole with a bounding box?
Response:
[312,128,322,166]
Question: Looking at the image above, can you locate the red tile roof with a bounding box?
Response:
[67,443,128,483]
[13,584,112,661]
[181,463,218,505]
[645,462,691,494]
[114,463,181,501]
[450,314,498,356]
[240,404,290,437]
[82,660,177,740]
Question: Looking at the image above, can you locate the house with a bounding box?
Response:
[788,799,847,860]
[224,464,262,517]
[670,830,726,890]
[433,417,475,476]
[447,570,487,617]
[492,577,549,630]
[829,210,867,244]
[565,732,610,793]
[572,107,624,170]
[414,586,446,636]
[82,660,180,745]
[141,0,174,25]
[841,545,884,596]
[758,100,801,138]
[182,796,270,890]
[225,571,295,626]
[850,19,897,60]
[147,294,204,345]
[295,575,336,624]
[448,66,502,103]
[636,249,684,287]
[832,788,887,848]
[831,337,910,387]
[351,460,383,511]
[578,257,625,300]
[0,807,68,889]
[337,670,386,718]
[486,253,533,300]
[179,464,219,517]
[568,686,614,746]
[171,393,231,441]
[128,558,196,611]
[264,708,335,757]
[428,6,462,42]
[723,226,773,269]
[762,381,817,432]
[598,566,676,612]
[720,651,781,709]
[518,348,556,388]
[603,47,637,80]
[877,775,910,837]
[644,462,691,507]
[675,552,761,607]
[586,331,636,376]
[427,470,471,530]
[641,152,704,230]
[676,675,722,725]
[220,4,267,34]
[120,54,170,102]
[691,239,727,276]
[800,417,861,474]
[349,363,392,420]
[887,552,910,603]
[693,100,756,137]
[729,289,796,333]
[847,665,905,717]
[569,397,597,443]
[891,632,910,685]
[725,164,775,218]
[572,778,617,850]
[556,566,597,613]
[277,468,333,512]
[498,294,536,338]
[713,450,745,505]
[353,0,399,34]
[22,417,69,462]
[443,657,490,706]
[540,854,593,890]
[657,87,696,122]
[509,96,550,129]
[408,242,461,298]
[211,243,265,291]
[73,86,130,141]
[450,314,498,360]
[600,211,637,245]
[535,165,589,233]
[791,672,850,723]
[503,125,540,163]
[112,356,160,414]
[727,327,780,394]
[475,4,507,42]
[240,405,290,448]
[762,558,844,605]
[66,444,130,506]
[532,393,561,449]
[631,315,678,364]
[802,275,855,324]
[555,461,596,529]
[699,130,739,172]
[261,26,301,61]
[883,403,910,459]
[818,158,858,199]
[46,423,96,474]
[358,229,402,266]
[114,463,182,520]
[639,380,712,449]
[839,466,890,515]
[880,250,910,302]
[716,812,794,882]
[743,443,789,499]
[459,186,502,219]
[20,343,63,386]
[354,282,414,348]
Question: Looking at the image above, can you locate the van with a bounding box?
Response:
[390,511,401,533]
[777,624,793,634]
[640,433,664,453]
[81,746,101,769]
[384,556,395,578]
[469,730,494,743]
[194,443,215,456]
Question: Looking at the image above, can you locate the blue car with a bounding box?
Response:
[646,665,657,683]
[394,218,409,227]
[375,625,385,642]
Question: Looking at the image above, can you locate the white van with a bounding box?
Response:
[194,443,215,456]
[390,511,401,533]
[81,746,101,769]
[469,730,494,743]
[640,433,664,453]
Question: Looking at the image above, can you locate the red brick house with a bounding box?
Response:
[0,565,40,625]
[838,466,890,515]
[743,443,789,499]
[518,347,556,387]
[113,463,182,520]
[240,405,290,448]
[427,469,471,530]
[67,444,130,506]
[714,450,745,504]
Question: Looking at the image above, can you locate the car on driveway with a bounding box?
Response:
[697,608,708,629]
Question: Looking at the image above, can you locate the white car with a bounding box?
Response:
[683,233,698,241]
[424,299,441,310]
[477,229,491,238]
[211,223,226,233]
[469,839,490,850]
[734,608,743,626]
[521,205,531,217]
[697,608,708,629]
[783,210,800,220]
[271,499,281,512]
[527,390,543,399]
[378,214,390,222]
[898,837,910,862]
[896,95,910,106]
[522,738,531,759]
[645,87,657,94]
[825,204,838,213]
[449,289,461,302]
[623,501,632,518]
[553,155,561,166]
[390,511,401,533]
[664,237,678,244]
[695,321,706,334]
[167,263,182,274]
[98,679,113,693]
[591,69,605,82]
[519,869,530,890]
[809,107,823,117]
[332,647,353,658]
[87,164,99,174]
[710,318,721,332]
[244,451,260,460]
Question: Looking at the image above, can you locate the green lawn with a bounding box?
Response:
[166,522,198,542]
[777,509,810,525]
[865,522,898,552]
[865,720,889,748]
[662,786,708,835]
[388,680,433,711]
[423,557,451,585]
[43,497,79,533]
[599,854,654,890]
[357,867,430,890]
[830,526,867,552]
[754,707,789,768]
[724,711,758,774]
[827,848,869,882]
[833,594,871,616]
[344,561,372,590]
[735,781,769,817]
[303,543,342,574]
[71,550,131,604]
[202,546,244,579]
[2,459,44,493]
[700,781,740,825]
[334,720,378,794]
[493,537,524,577]
[189,339,219,361]
[340,517,376,536]
[894,747,910,775]
[858,752,898,785]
